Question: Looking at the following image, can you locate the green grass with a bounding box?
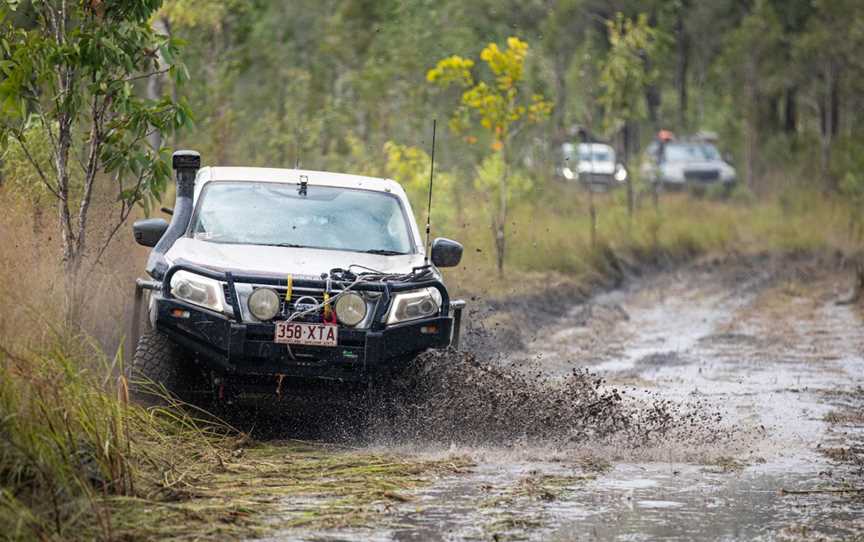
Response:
[441,184,857,297]
[0,338,473,540]
[0,339,232,540]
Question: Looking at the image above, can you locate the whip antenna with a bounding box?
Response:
[424,119,437,265]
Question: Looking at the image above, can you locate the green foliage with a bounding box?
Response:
[473,153,532,205]
[0,120,59,206]
[719,1,784,96]
[598,13,664,135]
[428,37,552,149]
[158,0,237,29]
[0,0,192,269]
[383,141,454,226]
[428,36,550,272]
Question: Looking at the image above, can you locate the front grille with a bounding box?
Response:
[223,284,234,306]
[269,286,336,322]
[684,169,720,182]
[581,173,614,184]
[225,283,377,325]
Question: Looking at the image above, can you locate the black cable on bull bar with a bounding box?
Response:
[131,263,461,361]
[160,261,451,327]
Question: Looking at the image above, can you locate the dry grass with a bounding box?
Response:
[0,185,152,353]
[0,178,861,539]
[442,185,858,299]
[100,442,473,540]
[0,339,474,540]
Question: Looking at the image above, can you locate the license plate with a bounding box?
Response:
[274,322,338,346]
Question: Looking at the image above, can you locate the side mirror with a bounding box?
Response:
[133,218,169,247]
[430,237,463,268]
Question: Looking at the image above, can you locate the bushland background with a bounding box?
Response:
[4,0,864,349]
[2,1,864,539]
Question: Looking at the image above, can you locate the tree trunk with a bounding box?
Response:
[675,7,689,130]
[783,85,797,134]
[644,77,660,131]
[624,122,634,217]
[819,62,839,191]
[831,73,840,138]
[57,119,76,272]
[147,16,170,151]
[744,59,758,190]
[819,98,832,190]
[588,188,597,248]
[552,51,568,142]
[494,147,510,275]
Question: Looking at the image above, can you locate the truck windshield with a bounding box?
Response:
[562,143,615,163]
[190,182,414,254]
[665,143,721,162]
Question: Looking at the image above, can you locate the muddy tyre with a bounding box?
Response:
[128,330,201,405]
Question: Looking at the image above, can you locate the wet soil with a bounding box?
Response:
[259,257,864,541]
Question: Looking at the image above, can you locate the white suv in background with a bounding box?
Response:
[559,142,628,188]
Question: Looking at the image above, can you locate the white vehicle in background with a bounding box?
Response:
[559,142,628,189]
[642,140,737,190]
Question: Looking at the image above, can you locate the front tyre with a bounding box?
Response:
[128,330,201,405]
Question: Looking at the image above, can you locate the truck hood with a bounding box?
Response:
[666,160,723,171]
[165,237,427,278]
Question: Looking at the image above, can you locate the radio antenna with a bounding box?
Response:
[424,119,437,265]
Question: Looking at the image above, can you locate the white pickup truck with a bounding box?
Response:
[129,151,464,403]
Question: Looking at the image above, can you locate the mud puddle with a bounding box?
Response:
[261,260,864,541]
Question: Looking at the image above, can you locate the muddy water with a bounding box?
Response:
[266,262,864,541]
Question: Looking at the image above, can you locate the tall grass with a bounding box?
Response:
[0,173,859,538]
[0,334,232,540]
[441,183,858,296]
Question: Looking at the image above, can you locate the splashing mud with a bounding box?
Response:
[365,349,737,454]
[255,256,864,541]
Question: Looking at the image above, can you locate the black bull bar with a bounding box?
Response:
[128,262,465,361]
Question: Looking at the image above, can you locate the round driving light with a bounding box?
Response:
[248,288,280,321]
[335,292,367,327]
[175,280,193,299]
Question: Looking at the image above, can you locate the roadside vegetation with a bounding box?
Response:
[3,0,864,539]
[0,338,472,539]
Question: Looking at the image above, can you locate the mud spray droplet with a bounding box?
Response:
[364,350,741,453]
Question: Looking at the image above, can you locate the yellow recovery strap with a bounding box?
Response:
[285,274,293,302]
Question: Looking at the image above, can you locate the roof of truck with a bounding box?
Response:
[196,166,405,195]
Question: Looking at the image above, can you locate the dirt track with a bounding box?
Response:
[261,257,864,541]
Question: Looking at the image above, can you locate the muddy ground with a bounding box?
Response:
[249,256,864,541]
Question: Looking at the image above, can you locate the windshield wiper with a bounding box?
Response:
[267,243,308,248]
[363,249,407,256]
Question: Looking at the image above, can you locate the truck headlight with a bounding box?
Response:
[248,288,280,321]
[170,270,225,313]
[335,291,367,326]
[386,288,442,324]
[614,164,628,182]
